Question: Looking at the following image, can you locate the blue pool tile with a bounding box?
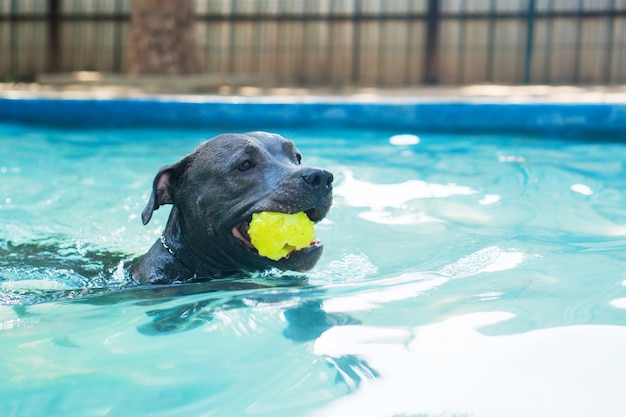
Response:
[0,97,624,138]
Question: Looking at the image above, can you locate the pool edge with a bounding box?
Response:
[1,95,625,137]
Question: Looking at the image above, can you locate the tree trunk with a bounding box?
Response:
[127,0,200,74]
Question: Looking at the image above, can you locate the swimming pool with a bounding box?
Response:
[1,97,626,417]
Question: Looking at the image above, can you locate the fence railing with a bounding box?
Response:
[1,0,625,85]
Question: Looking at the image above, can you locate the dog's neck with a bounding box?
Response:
[159,230,197,272]
[158,212,211,282]
[159,207,242,281]
[159,231,174,254]
[129,209,203,284]
[131,207,250,284]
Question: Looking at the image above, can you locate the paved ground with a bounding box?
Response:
[1,72,626,103]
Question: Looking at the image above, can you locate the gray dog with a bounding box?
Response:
[130,132,334,284]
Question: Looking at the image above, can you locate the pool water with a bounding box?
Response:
[2,124,626,417]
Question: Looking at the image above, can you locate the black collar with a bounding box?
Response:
[159,231,199,282]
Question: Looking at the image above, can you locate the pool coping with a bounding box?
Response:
[3,82,626,103]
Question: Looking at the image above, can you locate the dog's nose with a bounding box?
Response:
[302,168,334,190]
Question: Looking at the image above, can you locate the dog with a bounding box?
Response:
[129,132,334,285]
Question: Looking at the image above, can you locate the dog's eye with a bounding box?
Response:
[296,153,302,165]
[236,160,255,172]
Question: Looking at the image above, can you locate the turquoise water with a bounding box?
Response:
[2,124,626,417]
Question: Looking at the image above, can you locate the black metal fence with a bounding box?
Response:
[1,0,625,85]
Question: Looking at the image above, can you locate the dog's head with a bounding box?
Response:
[141,132,333,276]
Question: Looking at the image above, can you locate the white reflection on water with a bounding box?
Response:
[438,246,526,279]
[610,298,626,309]
[571,183,594,196]
[610,280,626,309]
[335,170,478,210]
[312,246,626,417]
[322,246,524,313]
[334,170,499,225]
[389,134,420,146]
[314,311,626,417]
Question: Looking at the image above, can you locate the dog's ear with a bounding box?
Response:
[141,158,189,225]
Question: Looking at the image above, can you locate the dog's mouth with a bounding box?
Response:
[231,208,324,269]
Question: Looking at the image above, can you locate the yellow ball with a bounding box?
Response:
[248,211,315,261]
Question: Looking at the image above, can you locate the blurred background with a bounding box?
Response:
[1,0,625,88]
